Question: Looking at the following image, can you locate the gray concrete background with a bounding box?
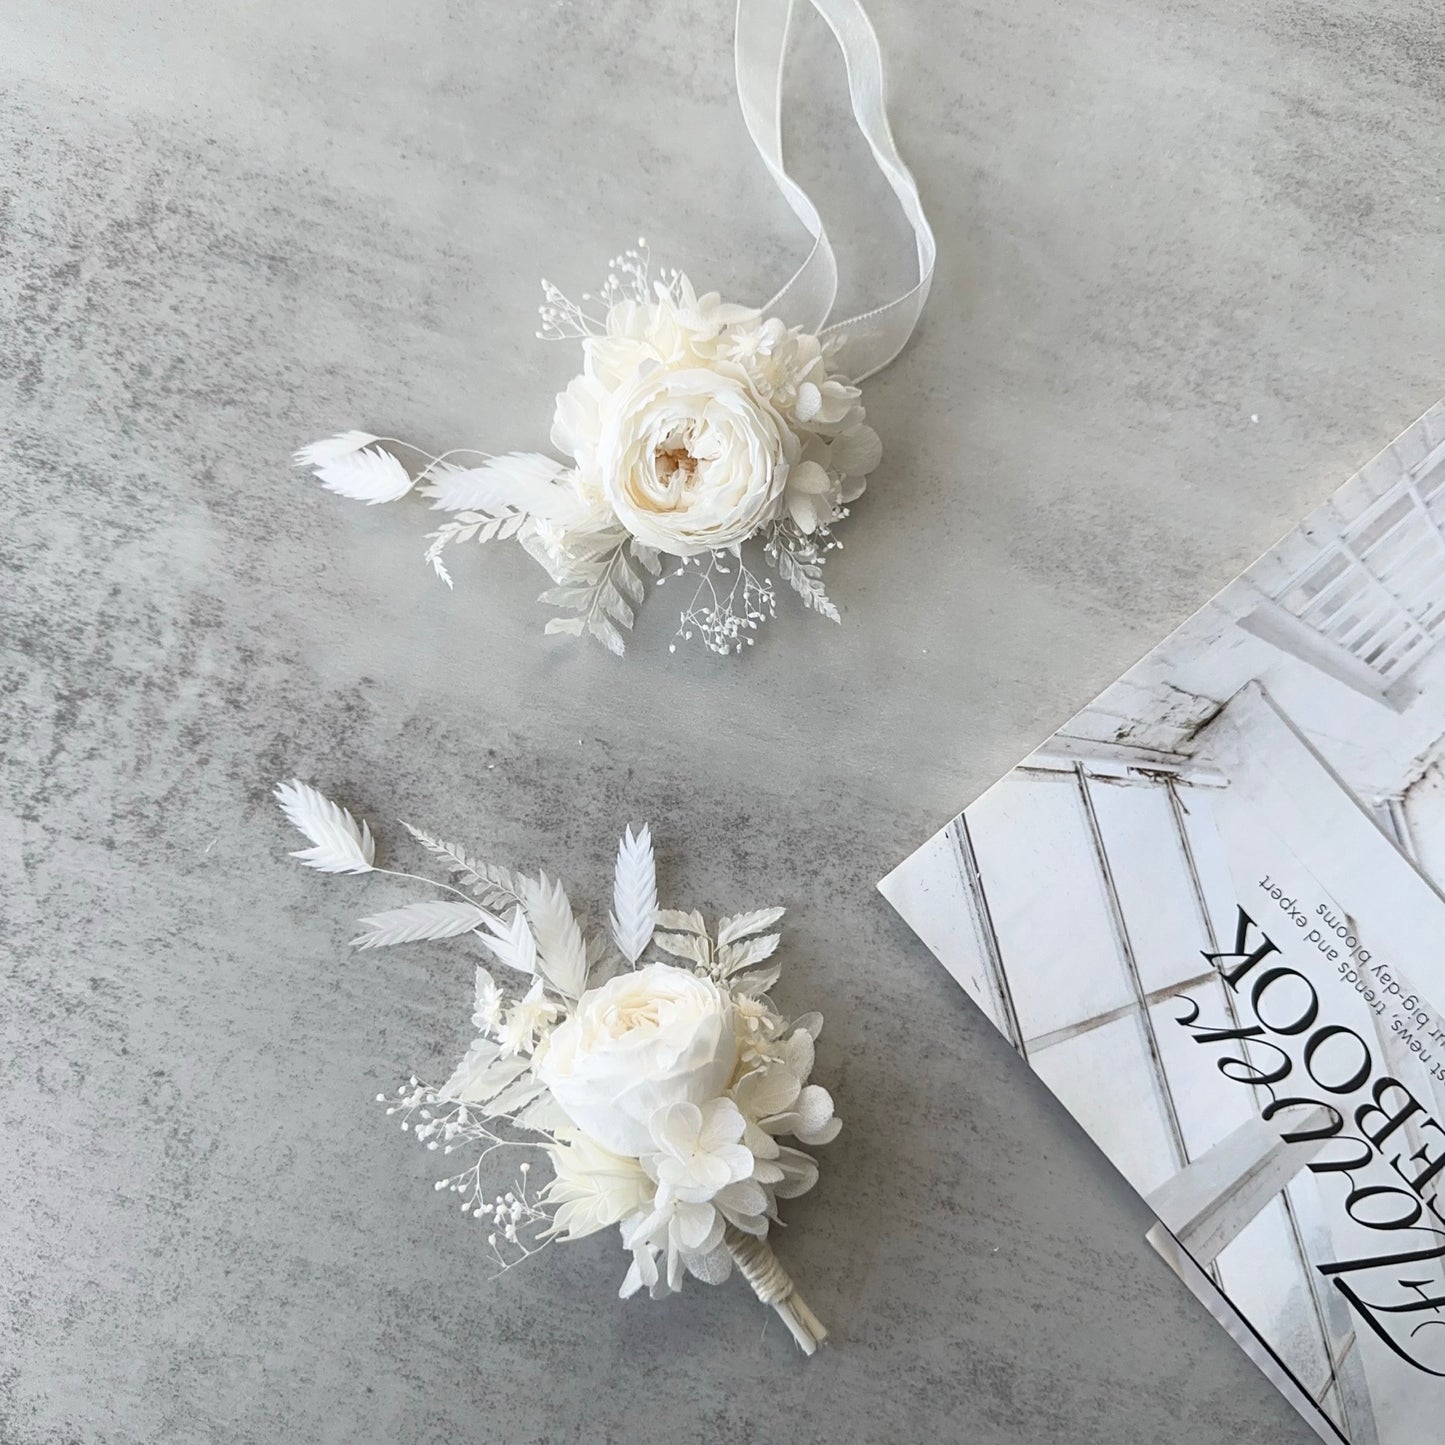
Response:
[4,1,1442,1440]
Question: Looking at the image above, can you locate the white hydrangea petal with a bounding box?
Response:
[734,1061,801,1120]
[619,1258,647,1299]
[714,1143,755,1185]
[711,302,760,325]
[751,1157,785,1185]
[684,1244,735,1286]
[787,459,832,496]
[696,1098,746,1153]
[783,1029,816,1083]
[674,1200,721,1253]
[813,379,861,426]
[651,1100,703,1156]
[664,1243,686,1294]
[787,491,825,534]
[742,1120,781,1160]
[772,1147,820,1199]
[716,1178,768,1219]
[622,1205,669,1251]
[830,423,882,476]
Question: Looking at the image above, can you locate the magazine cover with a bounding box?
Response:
[881,403,1445,1444]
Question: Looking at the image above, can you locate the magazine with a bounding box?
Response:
[881,403,1445,1444]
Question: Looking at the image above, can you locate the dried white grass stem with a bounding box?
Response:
[725,1226,827,1356]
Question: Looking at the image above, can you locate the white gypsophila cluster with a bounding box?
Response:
[277,783,840,1317]
[294,242,881,656]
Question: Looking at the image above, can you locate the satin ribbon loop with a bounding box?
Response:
[735,0,935,382]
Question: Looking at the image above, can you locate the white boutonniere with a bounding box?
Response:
[277,781,838,1352]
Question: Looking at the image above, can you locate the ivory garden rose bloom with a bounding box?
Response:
[596,364,796,556]
[546,275,879,560]
[533,964,738,1157]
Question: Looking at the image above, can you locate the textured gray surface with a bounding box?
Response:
[4,1,1443,1441]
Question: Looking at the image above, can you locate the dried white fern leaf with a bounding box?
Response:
[349,899,489,949]
[477,906,538,976]
[521,872,589,998]
[531,536,642,656]
[609,824,657,964]
[399,823,527,907]
[274,779,375,874]
[313,447,414,505]
[293,431,379,469]
[717,907,786,945]
[775,545,840,623]
[421,452,574,517]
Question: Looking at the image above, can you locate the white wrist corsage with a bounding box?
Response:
[277,781,840,1352]
[295,0,933,655]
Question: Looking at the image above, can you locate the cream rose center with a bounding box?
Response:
[598,366,792,556]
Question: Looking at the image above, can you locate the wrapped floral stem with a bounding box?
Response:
[276,782,841,1353]
[724,1226,827,1355]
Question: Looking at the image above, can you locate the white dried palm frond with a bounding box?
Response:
[521,872,589,998]
[274,779,375,874]
[477,907,538,976]
[312,447,414,505]
[609,825,657,965]
[350,900,489,949]
[292,431,379,469]
[421,452,573,517]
